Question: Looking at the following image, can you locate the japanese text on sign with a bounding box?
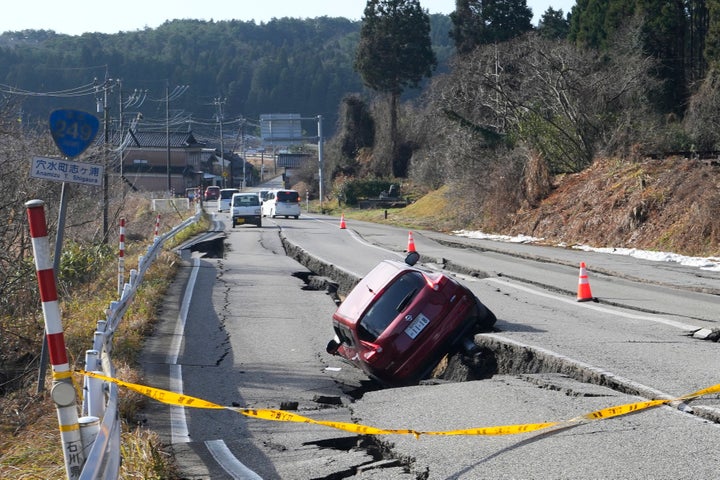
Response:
[30,156,103,187]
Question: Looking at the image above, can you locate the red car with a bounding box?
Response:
[326,252,496,386]
[204,186,220,201]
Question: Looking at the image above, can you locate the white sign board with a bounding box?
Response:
[260,113,303,146]
[30,156,103,187]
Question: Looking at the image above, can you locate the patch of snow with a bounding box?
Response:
[453,229,544,244]
[453,230,720,272]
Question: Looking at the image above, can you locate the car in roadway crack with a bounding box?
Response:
[326,251,496,386]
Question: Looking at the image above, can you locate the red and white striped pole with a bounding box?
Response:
[118,217,125,297]
[154,214,161,240]
[26,200,84,479]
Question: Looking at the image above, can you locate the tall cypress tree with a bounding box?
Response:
[570,0,688,115]
[688,0,709,80]
[450,0,533,54]
[637,0,687,115]
[450,0,484,54]
[705,0,720,69]
[538,8,570,39]
[354,0,436,176]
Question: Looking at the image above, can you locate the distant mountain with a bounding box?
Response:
[0,15,453,138]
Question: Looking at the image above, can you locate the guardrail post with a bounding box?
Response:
[84,350,105,418]
[78,416,100,461]
[25,199,84,480]
[154,214,161,240]
[118,218,125,297]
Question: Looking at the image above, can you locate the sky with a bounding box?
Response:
[3,0,577,36]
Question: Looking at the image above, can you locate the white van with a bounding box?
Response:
[231,192,262,227]
[261,189,301,219]
[217,188,239,212]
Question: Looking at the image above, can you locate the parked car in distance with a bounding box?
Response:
[261,189,301,219]
[217,188,239,212]
[258,190,269,202]
[326,251,496,386]
[204,186,220,201]
[231,192,262,227]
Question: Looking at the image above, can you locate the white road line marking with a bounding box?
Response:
[168,258,199,444]
[486,277,700,331]
[205,439,263,480]
[169,364,190,444]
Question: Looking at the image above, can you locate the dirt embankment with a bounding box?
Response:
[506,157,720,257]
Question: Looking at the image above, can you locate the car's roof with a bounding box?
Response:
[334,260,408,323]
[232,192,257,197]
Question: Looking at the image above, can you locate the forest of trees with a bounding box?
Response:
[0,15,452,139]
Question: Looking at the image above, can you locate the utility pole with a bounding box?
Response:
[166,81,171,195]
[96,76,117,244]
[241,118,246,190]
[317,114,324,210]
[214,97,226,188]
[163,83,189,195]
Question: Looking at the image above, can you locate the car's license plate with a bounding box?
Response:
[405,313,430,339]
[236,218,244,224]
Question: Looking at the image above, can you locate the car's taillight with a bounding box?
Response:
[360,341,383,363]
[422,273,444,291]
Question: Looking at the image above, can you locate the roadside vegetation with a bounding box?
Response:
[0,111,208,477]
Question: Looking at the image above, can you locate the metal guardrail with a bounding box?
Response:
[76,207,201,480]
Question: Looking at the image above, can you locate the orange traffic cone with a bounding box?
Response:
[407,231,416,252]
[339,214,346,229]
[577,262,593,302]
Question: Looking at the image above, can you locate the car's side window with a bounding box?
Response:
[334,324,355,347]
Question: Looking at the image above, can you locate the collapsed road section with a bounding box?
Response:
[279,232,720,426]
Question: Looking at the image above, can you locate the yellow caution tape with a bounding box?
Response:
[77,370,719,438]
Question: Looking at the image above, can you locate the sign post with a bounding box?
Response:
[34,110,100,396]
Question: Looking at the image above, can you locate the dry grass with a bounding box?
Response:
[342,185,467,232]
[506,157,720,257]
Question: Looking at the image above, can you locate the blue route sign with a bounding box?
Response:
[49,109,100,158]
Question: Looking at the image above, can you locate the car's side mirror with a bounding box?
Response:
[326,337,340,355]
[404,251,420,266]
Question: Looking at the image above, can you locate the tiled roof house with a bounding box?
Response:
[119,131,209,193]
[117,130,256,194]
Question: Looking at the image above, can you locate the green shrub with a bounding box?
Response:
[341,178,395,205]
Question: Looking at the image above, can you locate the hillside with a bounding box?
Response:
[348,156,719,258]
[503,157,720,258]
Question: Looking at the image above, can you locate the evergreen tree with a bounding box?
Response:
[569,0,633,50]
[570,0,687,115]
[688,0,708,80]
[706,0,720,69]
[450,0,484,54]
[450,0,534,54]
[636,0,687,115]
[538,8,570,39]
[354,0,436,176]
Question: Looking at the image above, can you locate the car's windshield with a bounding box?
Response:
[220,189,238,199]
[357,271,425,342]
[234,195,259,206]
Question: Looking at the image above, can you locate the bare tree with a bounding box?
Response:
[436,25,656,174]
